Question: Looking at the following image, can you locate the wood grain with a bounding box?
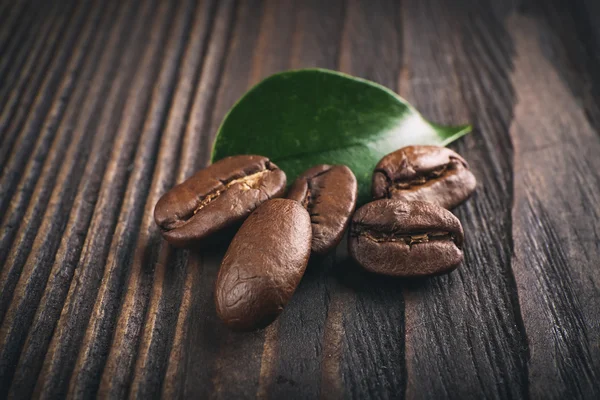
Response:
[1,0,600,399]
[508,13,600,398]
[400,1,528,398]
[335,2,408,399]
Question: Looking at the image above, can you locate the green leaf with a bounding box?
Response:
[211,68,471,204]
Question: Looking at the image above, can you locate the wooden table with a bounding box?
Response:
[1,0,599,398]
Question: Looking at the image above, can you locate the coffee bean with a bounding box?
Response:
[372,145,476,209]
[287,164,357,255]
[154,155,286,248]
[215,199,312,331]
[349,199,464,277]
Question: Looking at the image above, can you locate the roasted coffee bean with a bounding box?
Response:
[349,199,464,277]
[215,199,312,331]
[155,155,286,248]
[372,145,476,209]
[287,164,357,255]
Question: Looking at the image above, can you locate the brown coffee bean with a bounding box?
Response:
[215,199,311,331]
[287,165,357,255]
[372,145,476,209]
[349,199,464,277]
[154,155,286,248]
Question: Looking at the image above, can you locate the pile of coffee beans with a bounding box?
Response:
[350,145,476,277]
[154,146,476,331]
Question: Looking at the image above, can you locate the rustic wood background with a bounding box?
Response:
[1,0,600,398]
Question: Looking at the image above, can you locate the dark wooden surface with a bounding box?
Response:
[1,0,599,398]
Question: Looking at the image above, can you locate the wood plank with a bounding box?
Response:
[28,1,181,397]
[0,0,599,398]
[5,1,159,397]
[119,1,236,398]
[0,2,151,397]
[0,0,45,91]
[508,12,600,398]
[0,0,52,116]
[63,1,197,398]
[335,1,407,398]
[190,1,301,398]
[255,2,345,399]
[532,0,600,133]
[0,0,99,258]
[399,1,528,398]
[0,0,80,171]
[124,1,221,398]
[179,1,267,397]
[0,1,129,395]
